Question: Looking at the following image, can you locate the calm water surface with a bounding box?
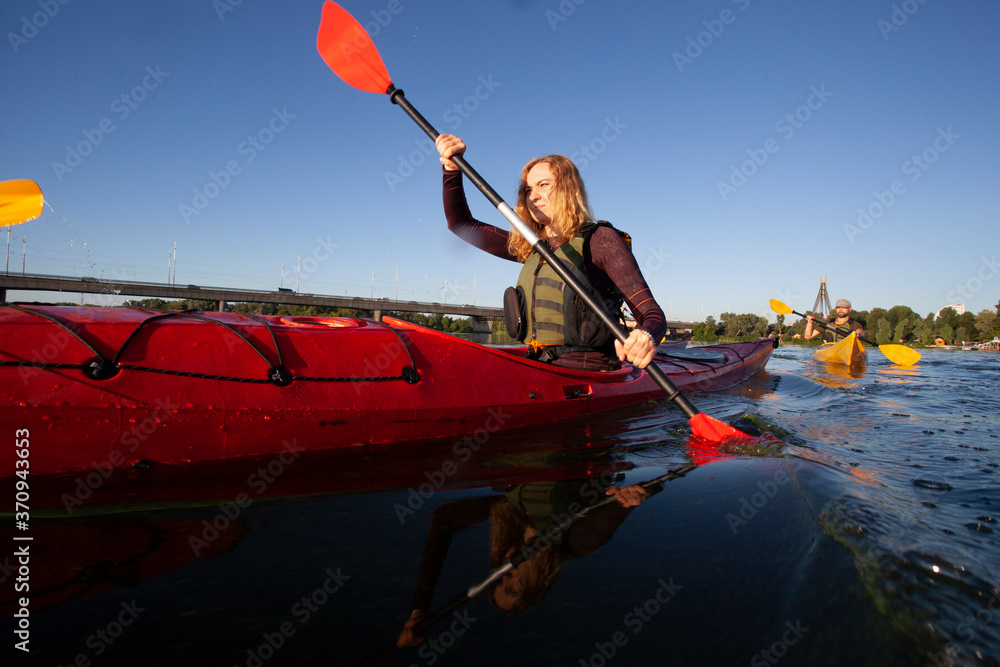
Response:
[5,344,999,666]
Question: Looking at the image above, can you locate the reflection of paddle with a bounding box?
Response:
[0,179,44,226]
[316,1,750,443]
[770,299,920,366]
[354,465,696,666]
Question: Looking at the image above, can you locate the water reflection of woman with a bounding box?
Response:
[396,479,649,648]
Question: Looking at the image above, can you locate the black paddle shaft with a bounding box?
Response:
[387,87,698,420]
[797,308,875,346]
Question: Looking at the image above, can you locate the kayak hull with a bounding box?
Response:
[813,331,867,366]
[1,305,776,476]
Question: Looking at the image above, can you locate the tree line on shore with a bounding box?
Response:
[693,302,1000,345]
[86,297,1000,345]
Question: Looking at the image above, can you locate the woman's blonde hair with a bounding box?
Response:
[508,155,593,262]
[488,500,562,615]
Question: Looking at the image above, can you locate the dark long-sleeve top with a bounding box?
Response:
[410,490,637,611]
[443,170,667,352]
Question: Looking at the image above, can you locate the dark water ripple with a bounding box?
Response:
[752,345,1000,666]
[4,344,998,666]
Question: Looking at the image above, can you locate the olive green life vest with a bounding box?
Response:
[511,222,626,349]
[823,318,862,343]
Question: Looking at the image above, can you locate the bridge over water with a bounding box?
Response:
[0,273,695,340]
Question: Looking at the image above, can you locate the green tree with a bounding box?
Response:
[886,305,916,331]
[936,306,960,330]
[893,317,911,343]
[783,311,814,339]
[852,309,870,330]
[752,316,769,338]
[875,318,891,344]
[975,309,998,341]
[123,298,168,309]
[914,321,933,346]
[868,308,888,332]
[956,326,968,343]
[719,312,768,339]
[939,323,955,343]
[956,311,977,337]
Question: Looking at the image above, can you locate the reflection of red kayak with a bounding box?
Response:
[0,516,244,617]
[0,305,776,476]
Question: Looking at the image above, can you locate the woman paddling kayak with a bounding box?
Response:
[396,476,652,648]
[435,134,667,371]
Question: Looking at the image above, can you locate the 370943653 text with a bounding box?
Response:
[13,428,32,653]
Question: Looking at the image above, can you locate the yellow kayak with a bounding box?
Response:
[814,331,868,366]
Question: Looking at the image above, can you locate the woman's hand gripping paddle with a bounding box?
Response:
[0,180,44,227]
[316,2,752,444]
[769,298,921,366]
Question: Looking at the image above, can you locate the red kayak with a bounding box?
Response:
[0,305,776,476]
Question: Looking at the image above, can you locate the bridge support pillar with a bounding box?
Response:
[373,308,382,321]
[469,316,493,345]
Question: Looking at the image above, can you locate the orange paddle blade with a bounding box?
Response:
[0,179,43,226]
[688,412,746,443]
[316,1,393,94]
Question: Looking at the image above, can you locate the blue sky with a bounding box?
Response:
[2,0,998,322]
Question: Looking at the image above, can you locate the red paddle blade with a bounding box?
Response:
[688,412,748,443]
[316,1,393,94]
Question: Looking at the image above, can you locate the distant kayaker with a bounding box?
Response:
[434,134,666,371]
[804,299,865,342]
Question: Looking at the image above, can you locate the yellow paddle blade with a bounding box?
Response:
[878,344,921,366]
[0,179,44,226]
[769,298,793,315]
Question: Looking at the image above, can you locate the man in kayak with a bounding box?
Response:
[434,134,666,371]
[804,298,865,342]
